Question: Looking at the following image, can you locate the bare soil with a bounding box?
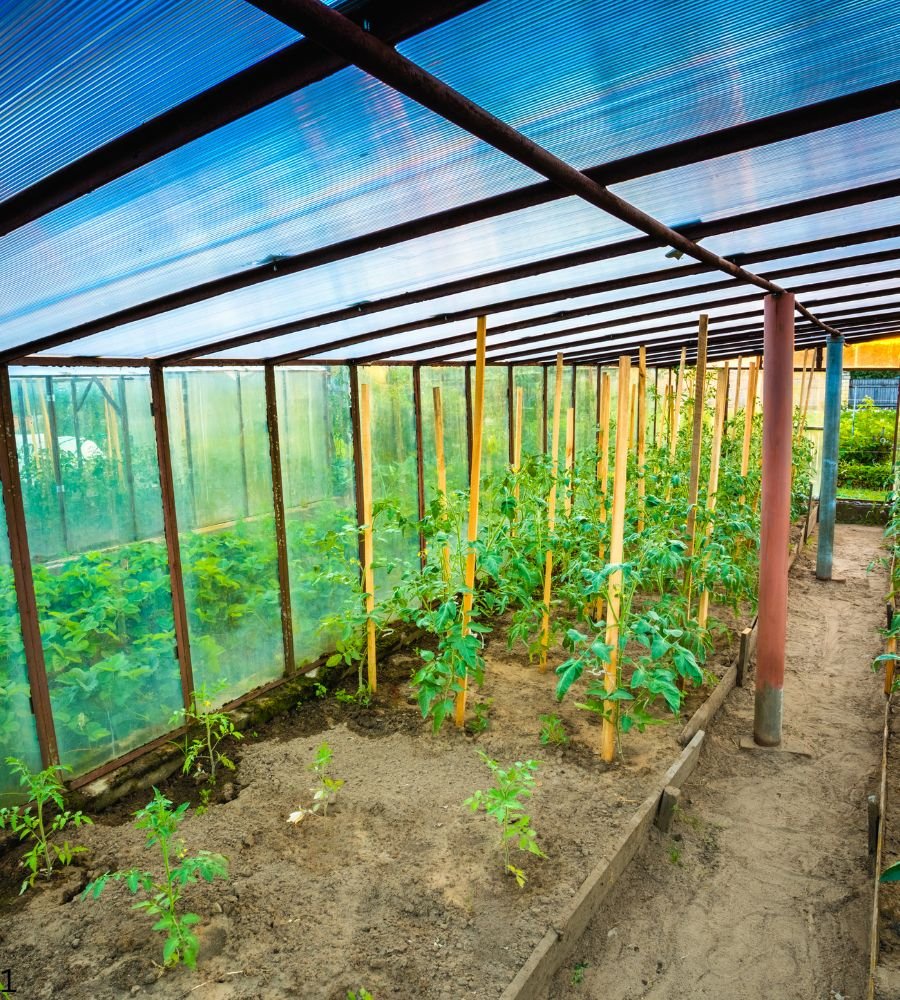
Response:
[0,593,745,999]
[548,523,887,1000]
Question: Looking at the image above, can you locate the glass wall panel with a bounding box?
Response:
[167,370,283,706]
[0,484,43,801]
[575,366,598,457]
[551,366,575,471]
[420,367,468,499]
[13,371,183,777]
[362,367,419,591]
[481,367,510,482]
[513,366,545,457]
[277,366,357,665]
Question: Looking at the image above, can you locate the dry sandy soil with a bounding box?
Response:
[548,523,887,1000]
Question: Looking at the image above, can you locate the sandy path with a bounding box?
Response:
[549,524,887,1000]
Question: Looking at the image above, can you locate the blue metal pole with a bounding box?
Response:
[816,334,844,580]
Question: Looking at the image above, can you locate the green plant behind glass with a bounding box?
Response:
[170,683,242,787]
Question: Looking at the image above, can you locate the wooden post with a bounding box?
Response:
[595,373,612,621]
[510,385,524,539]
[540,353,565,671]
[801,356,815,428]
[628,382,637,452]
[358,382,377,693]
[672,345,687,446]
[601,355,632,763]
[698,366,729,628]
[564,407,575,516]
[432,385,452,585]
[637,346,647,532]
[797,349,811,414]
[741,361,760,480]
[683,315,709,620]
[455,316,488,725]
[734,355,744,419]
[665,384,675,452]
[413,365,426,569]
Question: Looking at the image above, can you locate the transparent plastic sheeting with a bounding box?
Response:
[0,0,298,199]
[1,0,896,359]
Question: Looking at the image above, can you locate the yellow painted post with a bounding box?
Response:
[358,382,377,692]
[454,316,488,726]
[698,366,729,628]
[637,346,647,531]
[683,315,709,621]
[601,355,632,763]
[539,354,565,671]
[432,385,451,585]
[595,372,611,622]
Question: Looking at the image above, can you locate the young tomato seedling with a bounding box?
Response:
[83,788,228,969]
[170,683,243,788]
[0,757,92,894]
[288,742,345,824]
[465,750,545,887]
[538,713,568,746]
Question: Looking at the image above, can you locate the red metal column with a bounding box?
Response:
[754,293,795,746]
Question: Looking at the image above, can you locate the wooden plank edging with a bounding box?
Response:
[500,731,705,1000]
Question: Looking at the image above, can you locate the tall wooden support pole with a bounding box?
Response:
[358,382,377,692]
[455,317,487,725]
[816,335,844,581]
[698,366,729,628]
[741,361,760,482]
[734,355,744,418]
[149,365,195,711]
[540,354,565,671]
[683,315,709,614]
[507,366,515,466]
[564,407,575,516]
[891,380,900,471]
[412,365,427,569]
[542,366,549,454]
[637,346,647,532]
[800,356,815,428]
[595,373,612,622]
[628,383,636,451]
[464,364,473,480]
[672,345,687,447]
[511,386,524,538]
[0,367,59,766]
[797,350,811,415]
[264,365,297,676]
[432,386,451,584]
[754,293,795,747]
[601,356,632,763]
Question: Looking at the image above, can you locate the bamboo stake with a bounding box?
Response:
[741,361,760,480]
[358,382,377,692]
[563,407,575,516]
[637,346,647,532]
[539,353,565,672]
[683,315,709,621]
[698,366,729,628]
[601,355,632,763]
[672,345,687,446]
[455,316,488,726]
[432,385,451,585]
[511,386,524,537]
[595,373,612,621]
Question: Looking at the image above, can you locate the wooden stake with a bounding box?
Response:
[511,385,524,537]
[628,382,636,451]
[797,349,811,413]
[741,361,760,479]
[734,355,743,419]
[432,385,451,585]
[801,356,815,428]
[683,315,709,620]
[564,406,575,516]
[358,382,377,693]
[698,366,729,628]
[637,346,647,532]
[455,316,488,726]
[595,373,612,621]
[539,353,565,671]
[672,345,687,445]
[601,355,632,763]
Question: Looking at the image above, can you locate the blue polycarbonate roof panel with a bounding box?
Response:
[29,106,900,362]
[5,0,900,360]
[0,0,299,199]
